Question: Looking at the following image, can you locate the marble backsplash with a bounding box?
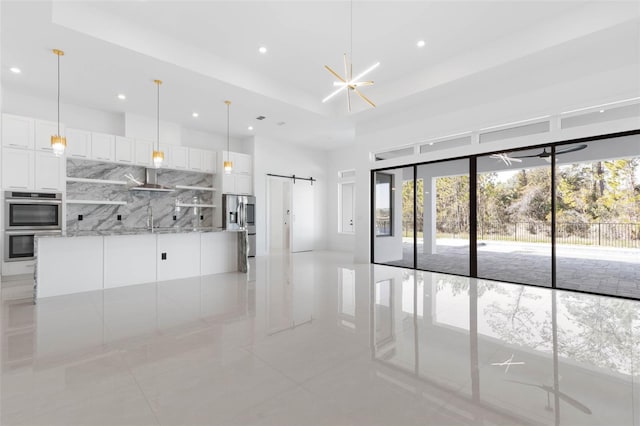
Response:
[66,159,215,231]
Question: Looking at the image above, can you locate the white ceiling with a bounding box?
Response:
[2,1,639,149]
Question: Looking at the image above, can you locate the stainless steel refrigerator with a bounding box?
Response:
[222,194,256,257]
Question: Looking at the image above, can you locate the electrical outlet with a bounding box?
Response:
[161,252,167,260]
[173,215,177,221]
[117,215,122,221]
[78,214,83,221]
[200,215,204,220]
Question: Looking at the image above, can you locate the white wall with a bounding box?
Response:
[327,145,356,254]
[254,136,328,256]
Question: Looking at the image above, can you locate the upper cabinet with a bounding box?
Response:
[66,129,92,159]
[2,114,218,175]
[233,152,252,175]
[2,148,64,191]
[2,114,35,150]
[170,145,188,170]
[219,151,253,194]
[2,148,34,190]
[188,148,203,171]
[203,150,216,174]
[115,136,135,164]
[91,133,115,162]
[134,139,153,167]
[35,151,64,191]
[35,120,62,152]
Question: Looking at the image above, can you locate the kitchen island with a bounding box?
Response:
[35,228,247,298]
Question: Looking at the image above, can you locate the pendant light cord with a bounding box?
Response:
[156,82,160,151]
[57,53,60,136]
[226,102,230,162]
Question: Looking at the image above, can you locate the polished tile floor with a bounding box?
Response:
[1,251,639,425]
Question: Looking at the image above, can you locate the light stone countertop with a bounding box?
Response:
[36,227,247,238]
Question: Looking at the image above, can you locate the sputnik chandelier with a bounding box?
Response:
[322,0,379,112]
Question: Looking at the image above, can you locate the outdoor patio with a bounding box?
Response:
[383,238,640,298]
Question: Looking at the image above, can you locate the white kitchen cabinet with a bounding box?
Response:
[66,128,92,158]
[104,235,157,288]
[200,232,237,275]
[233,152,252,175]
[35,152,64,191]
[222,174,253,195]
[2,114,34,150]
[115,136,135,164]
[222,175,235,194]
[36,236,104,298]
[221,151,251,175]
[158,143,171,169]
[235,174,252,195]
[35,120,62,152]
[188,148,203,171]
[220,151,253,194]
[134,139,153,167]
[156,233,201,281]
[203,150,216,173]
[2,148,34,190]
[91,132,115,161]
[170,145,188,169]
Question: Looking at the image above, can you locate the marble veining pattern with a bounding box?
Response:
[66,159,214,231]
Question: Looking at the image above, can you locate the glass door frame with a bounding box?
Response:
[370,129,640,300]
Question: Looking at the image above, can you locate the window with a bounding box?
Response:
[375,172,393,236]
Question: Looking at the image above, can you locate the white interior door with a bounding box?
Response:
[291,182,314,252]
[268,178,291,252]
[340,182,355,233]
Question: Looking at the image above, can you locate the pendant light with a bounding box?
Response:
[223,100,233,174]
[51,49,66,156]
[152,79,164,168]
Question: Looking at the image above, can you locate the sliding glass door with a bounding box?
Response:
[416,159,470,275]
[476,147,552,287]
[371,133,640,299]
[554,136,640,297]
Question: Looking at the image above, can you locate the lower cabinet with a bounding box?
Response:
[104,235,157,288]
[37,236,104,298]
[36,232,241,298]
[156,233,201,281]
[201,232,237,275]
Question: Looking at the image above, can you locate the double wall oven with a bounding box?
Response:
[4,191,62,262]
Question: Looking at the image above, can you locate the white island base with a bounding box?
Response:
[36,231,240,298]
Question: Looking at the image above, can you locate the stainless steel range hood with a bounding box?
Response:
[129,168,174,192]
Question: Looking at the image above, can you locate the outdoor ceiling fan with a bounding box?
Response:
[511,144,588,162]
[490,153,523,166]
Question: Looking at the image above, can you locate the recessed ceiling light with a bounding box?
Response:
[416,40,426,48]
[117,94,126,100]
[192,112,199,118]
[258,46,267,54]
[248,126,254,131]
[9,67,21,74]
[599,109,605,113]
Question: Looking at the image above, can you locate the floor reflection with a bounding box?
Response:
[372,266,640,425]
[1,253,639,425]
